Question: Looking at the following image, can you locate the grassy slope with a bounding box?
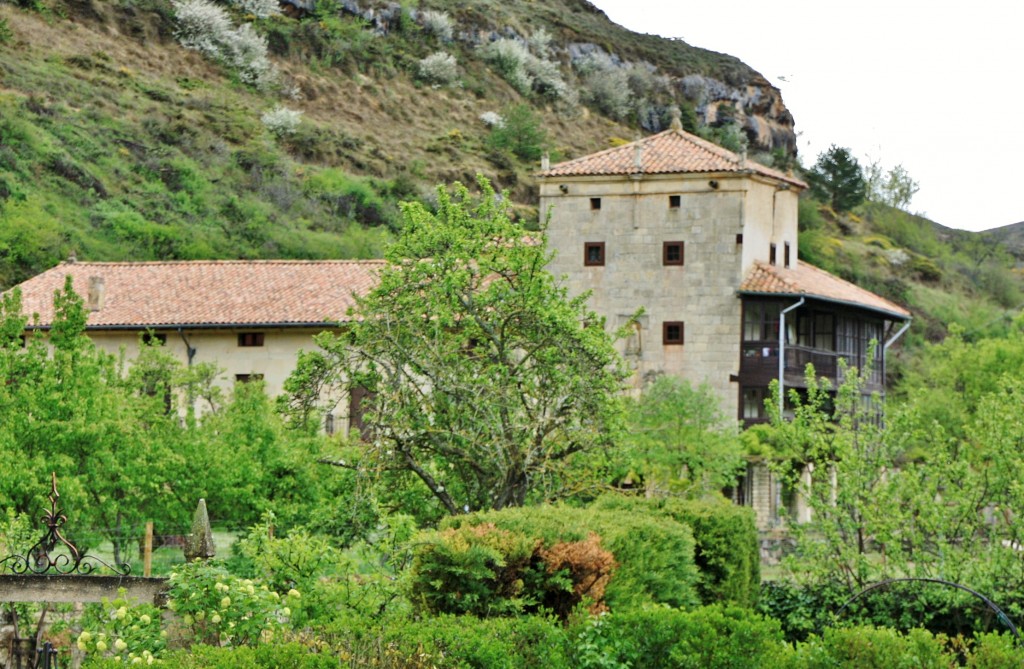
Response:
[1,0,1020,365]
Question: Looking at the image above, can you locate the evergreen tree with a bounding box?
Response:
[807,145,866,212]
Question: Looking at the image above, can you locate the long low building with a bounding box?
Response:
[11,258,384,433]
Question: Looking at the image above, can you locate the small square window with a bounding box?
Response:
[736,234,743,245]
[238,332,265,347]
[235,373,264,383]
[584,242,605,266]
[663,321,685,345]
[784,242,791,268]
[669,195,681,208]
[769,243,777,265]
[590,197,601,211]
[663,241,684,266]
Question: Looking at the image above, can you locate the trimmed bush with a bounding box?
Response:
[439,503,700,612]
[367,614,572,669]
[793,627,951,669]
[571,605,792,668]
[592,494,760,607]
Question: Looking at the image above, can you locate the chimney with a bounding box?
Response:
[633,141,644,173]
[87,276,105,312]
[541,153,550,171]
[669,106,683,131]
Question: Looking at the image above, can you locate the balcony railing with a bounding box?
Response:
[741,341,882,387]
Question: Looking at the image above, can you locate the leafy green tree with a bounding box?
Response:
[0,282,190,564]
[807,145,866,212]
[286,177,631,515]
[623,376,744,497]
[863,158,919,211]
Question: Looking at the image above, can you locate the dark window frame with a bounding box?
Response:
[584,242,606,267]
[770,243,777,265]
[736,233,743,245]
[235,373,265,383]
[590,197,602,211]
[143,332,167,346]
[669,194,681,208]
[238,332,265,347]
[663,321,685,345]
[663,241,684,266]
[784,242,791,268]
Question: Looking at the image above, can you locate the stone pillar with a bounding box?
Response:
[184,499,216,561]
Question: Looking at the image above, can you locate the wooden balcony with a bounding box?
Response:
[739,341,882,391]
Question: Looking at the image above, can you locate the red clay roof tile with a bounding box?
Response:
[739,261,911,319]
[539,128,807,187]
[10,260,384,328]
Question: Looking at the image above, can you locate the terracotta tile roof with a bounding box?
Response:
[9,260,384,329]
[539,128,807,187]
[739,261,911,319]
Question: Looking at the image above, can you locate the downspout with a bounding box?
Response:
[881,319,912,400]
[778,296,806,420]
[178,327,198,416]
[177,327,197,367]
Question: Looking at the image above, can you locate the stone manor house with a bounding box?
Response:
[538,126,911,525]
[9,125,910,526]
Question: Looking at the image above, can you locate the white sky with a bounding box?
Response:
[590,0,1024,232]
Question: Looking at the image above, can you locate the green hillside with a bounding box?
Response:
[1,0,1021,359]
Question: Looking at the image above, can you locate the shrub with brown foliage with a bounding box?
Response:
[539,533,616,617]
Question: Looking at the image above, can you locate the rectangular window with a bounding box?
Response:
[669,195,681,208]
[590,197,601,211]
[769,243,777,265]
[663,321,684,345]
[743,302,781,341]
[238,332,265,347]
[143,332,167,346]
[736,234,743,245]
[349,386,374,441]
[235,373,264,383]
[663,241,684,266]
[784,242,791,268]
[742,387,767,420]
[584,242,605,266]
[797,312,836,351]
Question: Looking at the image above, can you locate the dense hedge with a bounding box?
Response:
[435,503,700,613]
[81,616,1022,668]
[592,494,760,607]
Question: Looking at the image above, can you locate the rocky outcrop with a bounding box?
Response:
[333,1,798,154]
[680,73,796,154]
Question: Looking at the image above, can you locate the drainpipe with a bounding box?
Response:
[178,327,198,416]
[177,327,197,366]
[881,319,912,400]
[778,296,806,420]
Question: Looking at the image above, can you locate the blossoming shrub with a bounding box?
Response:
[78,590,166,665]
[166,560,300,647]
[171,0,275,87]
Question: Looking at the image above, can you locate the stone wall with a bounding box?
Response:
[540,172,800,419]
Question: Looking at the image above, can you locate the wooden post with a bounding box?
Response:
[143,522,154,578]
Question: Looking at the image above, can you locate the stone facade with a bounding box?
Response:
[540,172,800,418]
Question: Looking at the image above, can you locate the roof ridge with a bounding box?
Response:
[56,259,387,267]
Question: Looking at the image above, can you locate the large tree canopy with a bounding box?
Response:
[289,177,631,515]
